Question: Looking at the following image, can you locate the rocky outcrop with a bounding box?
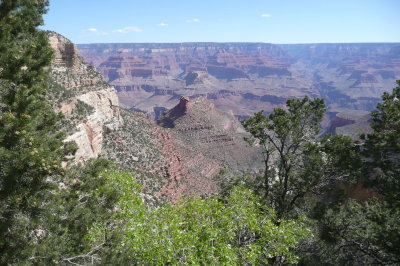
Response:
[100,96,262,203]
[100,108,223,204]
[157,96,263,177]
[48,32,122,162]
[328,110,372,140]
[62,88,121,161]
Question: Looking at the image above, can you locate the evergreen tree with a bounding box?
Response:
[242,96,327,218]
[304,81,400,265]
[363,80,400,204]
[0,0,70,262]
[32,160,121,264]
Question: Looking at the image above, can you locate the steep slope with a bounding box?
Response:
[48,32,122,162]
[48,33,207,202]
[48,33,185,202]
[102,97,263,203]
[157,96,263,177]
[101,109,195,203]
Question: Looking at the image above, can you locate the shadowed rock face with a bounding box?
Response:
[78,42,400,122]
[157,96,190,128]
[101,96,263,203]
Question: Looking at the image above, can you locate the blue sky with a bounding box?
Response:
[43,0,400,44]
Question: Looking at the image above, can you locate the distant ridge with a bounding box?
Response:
[78,42,400,136]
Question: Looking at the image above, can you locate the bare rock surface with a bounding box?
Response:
[78,42,400,129]
[157,96,263,181]
[48,32,122,162]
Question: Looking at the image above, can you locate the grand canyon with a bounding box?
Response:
[3,1,400,263]
[48,33,263,203]
[48,34,400,203]
[78,42,400,124]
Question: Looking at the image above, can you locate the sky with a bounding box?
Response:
[42,0,400,44]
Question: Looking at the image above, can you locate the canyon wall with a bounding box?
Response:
[49,33,262,202]
[77,42,315,118]
[49,32,122,162]
[78,42,400,121]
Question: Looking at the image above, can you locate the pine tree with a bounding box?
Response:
[242,96,327,218]
[0,0,69,262]
[363,80,400,203]
[307,81,400,265]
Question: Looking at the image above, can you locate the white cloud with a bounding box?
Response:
[186,18,200,23]
[83,28,109,36]
[158,23,169,27]
[112,26,143,34]
[261,14,272,18]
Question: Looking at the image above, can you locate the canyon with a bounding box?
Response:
[47,34,400,201]
[49,33,262,203]
[49,32,122,163]
[78,42,400,127]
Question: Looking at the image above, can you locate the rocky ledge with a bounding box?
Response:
[48,32,122,162]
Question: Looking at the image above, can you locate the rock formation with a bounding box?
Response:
[157,96,263,179]
[102,96,263,203]
[48,32,122,162]
[77,42,313,118]
[49,33,262,202]
[77,42,400,126]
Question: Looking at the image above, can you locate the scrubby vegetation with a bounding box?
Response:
[1,1,399,265]
[102,109,169,203]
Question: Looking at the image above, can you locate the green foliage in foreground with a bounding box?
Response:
[363,80,400,203]
[35,160,121,264]
[242,85,400,264]
[0,0,74,262]
[315,199,400,265]
[84,171,312,265]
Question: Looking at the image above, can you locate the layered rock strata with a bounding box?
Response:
[157,96,263,178]
[48,34,263,203]
[48,32,122,162]
[78,42,400,121]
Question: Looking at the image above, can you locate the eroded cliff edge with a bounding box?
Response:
[48,32,122,162]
